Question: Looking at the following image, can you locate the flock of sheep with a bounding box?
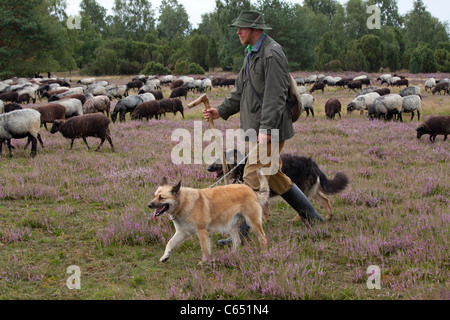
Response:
[0,73,234,158]
[294,73,449,139]
[0,71,448,159]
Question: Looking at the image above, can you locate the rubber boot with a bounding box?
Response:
[281,183,324,222]
[217,221,250,247]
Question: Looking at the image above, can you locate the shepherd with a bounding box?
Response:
[203,10,324,246]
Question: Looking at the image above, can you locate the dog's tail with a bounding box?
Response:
[256,169,270,206]
[319,171,349,195]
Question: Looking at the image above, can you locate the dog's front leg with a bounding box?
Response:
[160,230,189,262]
[196,228,211,262]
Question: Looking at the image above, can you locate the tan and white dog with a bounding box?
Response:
[148,170,269,263]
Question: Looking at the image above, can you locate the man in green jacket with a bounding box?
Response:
[203,10,323,245]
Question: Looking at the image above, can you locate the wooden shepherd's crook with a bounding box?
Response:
[187,94,230,185]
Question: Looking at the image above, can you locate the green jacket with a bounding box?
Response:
[217,34,294,142]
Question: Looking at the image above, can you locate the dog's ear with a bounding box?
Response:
[161,177,168,185]
[172,180,181,195]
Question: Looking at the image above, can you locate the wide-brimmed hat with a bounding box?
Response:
[229,10,272,30]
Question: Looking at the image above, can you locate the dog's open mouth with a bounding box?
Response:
[214,168,223,179]
[153,204,169,221]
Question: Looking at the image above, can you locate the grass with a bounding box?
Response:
[0,72,449,300]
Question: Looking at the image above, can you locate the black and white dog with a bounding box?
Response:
[207,149,349,220]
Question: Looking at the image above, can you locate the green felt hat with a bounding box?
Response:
[229,10,272,30]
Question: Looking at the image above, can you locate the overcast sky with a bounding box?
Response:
[66,0,449,28]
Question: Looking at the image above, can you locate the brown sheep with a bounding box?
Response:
[347,81,362,92]
[131,100,161,121]
[0,92,19,103]
[431,82,449,95]
[325,98,342,120]
[159,98,184,118]
[169,86,188,100]
[416,115,450,142]
[34,103,66,130]
[309,83,325,93]
[50,113,114,151]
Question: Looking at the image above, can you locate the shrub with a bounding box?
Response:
[140,61,171,75]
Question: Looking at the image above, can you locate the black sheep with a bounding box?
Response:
[0,92,19,103]
[347,81,362,92]
[169,86,188,100]
[325,98,342,120]
[416,116,450,143]
[50,114,114,151]
[126,80,144,92]
[431,82,449,95]
[159,98,184,118]
[4,103,23,113]
[131,101,161,120]
[393,79,409,87]
[373,88,390,96]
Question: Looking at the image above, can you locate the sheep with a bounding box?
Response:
[138,92,156,102]
[353,75,367,81]
[198,78,212,92]
[111,95,144,123]
[377,74,391,83]
[42,88,69,99]
[373,88,391,96]
[131,100,161,121]
[309,83,325,93]
[169,86,189,99]
[416,116,450,143]
[0,92,19,103]
[347,92,380,115]
[325,98,341,120]
[85,85,107,96]
[170,79,184,89]
[160,75,175,85]
[357,86,378,96]
[347,81,362,92]
[17,88,37,104]
[424,78,436,92]
[323,77,342,86]
[82,95,111,117]
[0,109,43,157]
[4,103,23,113]
[393,79,409,87]
[33,103,66,129]
[431,82,449,95]
[126,80,144,92]
[305,75,318,84]
[221,78,236,89]
[50,98,83,118]
[106,85,128,100]
[383,76,401,86]
[297,86,308,95]
[148,90,163,100]
[49,93,87,105]
[400,86,421,98]
[50,113,114,151]
[77,78,96,85]
[159,98,184,118]
[300,93,314,117]
[401,95,421,121]
[368,94,403,121]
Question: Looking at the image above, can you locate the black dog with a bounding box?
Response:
[207,149,349,220]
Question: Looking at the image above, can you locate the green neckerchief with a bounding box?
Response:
[246,32,265,54]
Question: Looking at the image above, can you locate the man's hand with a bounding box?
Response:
[202,107,220,121]
[258,133,271,143]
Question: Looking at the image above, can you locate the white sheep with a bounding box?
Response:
[138,93,156,102]
[424,78,436,92]
[300,93,315,117]
[106,85,128,100]
[51,98,83,118]
[368,94,403,121]
[77,78,96,85]
[82,95,111,117]
[400,86,421,98]
[401,95,421,121]
[297,86,308,95]
[347,92,380,115]
[0,109,43,157]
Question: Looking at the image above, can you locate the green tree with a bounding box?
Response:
[188,34,209,70]
[206,38,220,71]
[345,0,368,40]
[360,34,384,72]
[157,0,191,39]
[112,0,156,40]
[409,43,437,73]
[367,0,402,27]
[434,49,450,72]
[316,32,337,70]
[0,0,68,77]
[343,40,367,71]
[80,0,108,35]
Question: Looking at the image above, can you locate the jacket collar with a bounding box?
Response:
[246,33,267,56]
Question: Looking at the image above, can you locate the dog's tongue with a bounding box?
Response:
[153,206,165,222]
[214,170,223,179]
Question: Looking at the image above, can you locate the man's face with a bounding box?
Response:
[237,28,260,46]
